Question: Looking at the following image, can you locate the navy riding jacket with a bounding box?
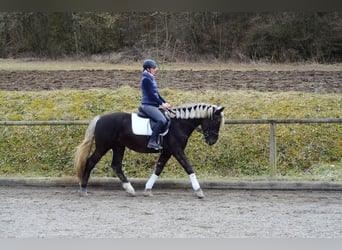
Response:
[140,71,166,107]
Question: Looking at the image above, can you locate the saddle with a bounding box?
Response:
[131,107,171,136]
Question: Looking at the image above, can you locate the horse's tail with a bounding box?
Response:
[74,116,100,182]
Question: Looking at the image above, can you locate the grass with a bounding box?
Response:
[0,87,341,181]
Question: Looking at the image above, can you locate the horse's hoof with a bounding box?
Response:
[122,182,136,197]
[195,188,205,199]
[126,190,136,197]
[143,189,153,197]
[79,188,88,196]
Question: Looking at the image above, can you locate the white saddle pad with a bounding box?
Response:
[131,113,153,135]
[131,113,169,136]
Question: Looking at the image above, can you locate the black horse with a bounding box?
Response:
[74,103,224,198]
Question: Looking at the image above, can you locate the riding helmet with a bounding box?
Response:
[143,59,157,69]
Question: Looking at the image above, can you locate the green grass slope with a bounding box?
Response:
[0,87,341,181]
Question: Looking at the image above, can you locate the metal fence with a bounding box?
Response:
[1,118,342,175]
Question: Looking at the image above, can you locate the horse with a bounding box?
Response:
[74,103,225,199]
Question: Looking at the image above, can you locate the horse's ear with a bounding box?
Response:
[215,106,224,115]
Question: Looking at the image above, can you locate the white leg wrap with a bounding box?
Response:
[122,182,135,195]
[145,173,158,189]
[189,173,200,190]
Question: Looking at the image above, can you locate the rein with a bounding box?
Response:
[166,108,176,115]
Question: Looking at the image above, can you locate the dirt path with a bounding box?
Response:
[1,186,341,238]
[0,69,341,93]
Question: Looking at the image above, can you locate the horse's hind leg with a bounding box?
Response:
[80,148,107,194]
[111,146,135,196]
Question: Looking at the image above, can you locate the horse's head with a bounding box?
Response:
[169,103,225,145]
[201,106,225,145]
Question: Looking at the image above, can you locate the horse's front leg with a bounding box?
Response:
[143,152,171,197]
[111,146,135,196]
[173,149,205,199]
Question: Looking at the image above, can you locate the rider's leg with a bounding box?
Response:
[140,105,167,150]
[147,121,164,150]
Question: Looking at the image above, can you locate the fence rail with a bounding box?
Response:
[0,120,90,126]
[224,118,342,124]
[1,118,341,176]
[224,118,342,176]
[1,118,341,126]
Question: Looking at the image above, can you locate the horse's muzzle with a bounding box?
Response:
[206,138,217,146]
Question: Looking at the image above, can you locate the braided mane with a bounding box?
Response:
[168,103,221,119]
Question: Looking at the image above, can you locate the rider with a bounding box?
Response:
[140,59,171,150]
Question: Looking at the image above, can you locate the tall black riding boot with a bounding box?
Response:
[147,122,164,150]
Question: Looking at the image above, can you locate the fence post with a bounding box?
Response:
[269,121,277,176]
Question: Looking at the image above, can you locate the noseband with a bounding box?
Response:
[196,127,220,137]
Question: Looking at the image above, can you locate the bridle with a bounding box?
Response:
[198,126,220,138]
[186,116,221,138]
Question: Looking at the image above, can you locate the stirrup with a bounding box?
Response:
[147,141,162,150]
